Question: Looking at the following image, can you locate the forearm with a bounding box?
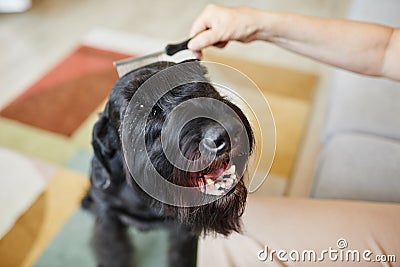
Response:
[189,5,399,80]
[254,11,400,80]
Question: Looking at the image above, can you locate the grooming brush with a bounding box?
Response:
[113,38,197,77]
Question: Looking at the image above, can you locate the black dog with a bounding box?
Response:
[82,60,254,267]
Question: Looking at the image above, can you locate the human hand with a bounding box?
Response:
[188,5,263,57]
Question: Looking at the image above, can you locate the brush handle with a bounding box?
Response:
[165,38,224,56]
[165,38,192,56]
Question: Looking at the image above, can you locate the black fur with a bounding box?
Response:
[82,60,254,267]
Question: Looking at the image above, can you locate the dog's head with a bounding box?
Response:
[101,60,254,235]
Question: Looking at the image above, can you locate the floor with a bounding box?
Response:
[0,0,351,266]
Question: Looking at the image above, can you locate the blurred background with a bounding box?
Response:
[0,0,350,106]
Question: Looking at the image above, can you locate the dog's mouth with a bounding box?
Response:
[196,162,239,196]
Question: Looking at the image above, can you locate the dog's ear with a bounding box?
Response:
[91,109,125,189]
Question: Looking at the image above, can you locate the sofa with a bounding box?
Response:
[198,1,400,266]
[311,0,400,201]
[312,0,400,203]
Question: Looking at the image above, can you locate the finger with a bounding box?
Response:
[189,10,211,37]
[190,5,213,37]
[190,21,207,38]
[188,29,222,51]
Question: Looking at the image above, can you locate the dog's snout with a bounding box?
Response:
[202,129,229,154]
[201,120,242,155]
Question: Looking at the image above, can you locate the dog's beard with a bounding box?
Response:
[168,171,248,236]
[157,135,250,236]
[130,155,248,236]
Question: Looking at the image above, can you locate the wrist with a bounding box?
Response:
[253,10,283,42]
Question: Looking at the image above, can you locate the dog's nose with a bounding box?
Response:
[202,135,229,155]
[201,121,241,155]
[202,132,229,155]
